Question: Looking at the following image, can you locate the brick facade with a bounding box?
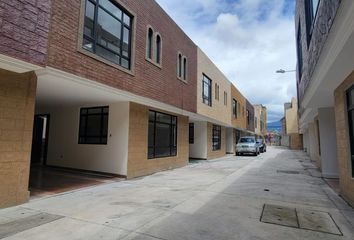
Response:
[246,100,255,132]
[295,0,341,111]
[0,70,36,208]
[334,70,354,207]
[231,85,246,130]
[47,0,197,113]
[206,123,226,160]
[0,0,52,66]
[127,102,189,179]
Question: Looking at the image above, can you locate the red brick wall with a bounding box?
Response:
[0,0,52,66]
[47,0,197,113]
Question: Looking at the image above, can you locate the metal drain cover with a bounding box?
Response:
[276,170,300,174]
[297,209,342,235]
[260,204,342,236]
[261,204,298,227]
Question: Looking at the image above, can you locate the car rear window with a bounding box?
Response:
[240,138,255,143]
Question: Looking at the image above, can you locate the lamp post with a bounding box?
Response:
[276,69,296,73]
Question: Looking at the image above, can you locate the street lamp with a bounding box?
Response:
[276,69,296,73]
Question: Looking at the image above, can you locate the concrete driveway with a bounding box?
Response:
[1,147,354,239]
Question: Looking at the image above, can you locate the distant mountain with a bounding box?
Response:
[267,120,282,133]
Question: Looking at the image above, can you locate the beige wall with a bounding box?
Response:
[254,105,261,136]
[206,122,226,160]
[197,48,231,125]
[231,85,247,130]
[0,70,36,208]
[127,103,189,178]
[334,70,354,207]
[285,98,299,134]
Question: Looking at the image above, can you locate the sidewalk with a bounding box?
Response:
[0,147,354,239]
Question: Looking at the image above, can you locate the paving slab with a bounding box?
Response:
[297,209,342,235]
[260,204,298,228]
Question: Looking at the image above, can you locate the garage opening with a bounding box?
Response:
[29,114,121,199]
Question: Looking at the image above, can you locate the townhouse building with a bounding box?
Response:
[0,0,258,208]
[254,104,267,138]
[280,98,303,150]
[295,0,354,206]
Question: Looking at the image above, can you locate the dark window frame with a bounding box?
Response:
[202,74,212,106]
[156,34,161,64]
[347,85,354,177]
[148,110,178,159]
[233,99,237,119]
[296,23,303,81]
[147,27,153,59]
[78,106,109,145]
[189,123,194,144]
[305,0,320,46]
[82,0,133,70]
[212,125,221,151]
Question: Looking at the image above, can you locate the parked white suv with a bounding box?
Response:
[236,136,260,156]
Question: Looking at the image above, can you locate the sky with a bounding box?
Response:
[155,0,297,123]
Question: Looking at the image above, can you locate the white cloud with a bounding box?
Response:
[156,0,296,122]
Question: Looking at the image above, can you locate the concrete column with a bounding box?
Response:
[226,128,234,154]
[318,108,339,178]
[0,70,37,208]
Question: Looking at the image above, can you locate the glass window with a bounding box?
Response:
[189,123,194,144]
[347,86,354,177]
[148,111,177,159]
[83,0,132,70]
[233,99,237,118]
[177,54,182,78]
[224,92,227,106]
[147,28,153,59]
[212,125,221,151]
[202,75,212,106]
[297,24,303,80]
[156,35,161,64]
[79,106,109,145]
[183,57,187,80]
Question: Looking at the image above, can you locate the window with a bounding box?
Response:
[147,27,153,59]
[156,34,161,64]
[246,110,250,125]
[224,91,227,106]
[177,53,182,78]
[347,86,354,177]
[215,84,220,101]
[183,57,187,80]
[296,24,303,80]
[148,111,177,159]
[202,74,212,106]
[233,99,237,119]
[212,125,221,151]
[255,117,258,128]
[79,106,109,144]
[82,0,132,69]
[305,0,320,44]
[189,123,194,144]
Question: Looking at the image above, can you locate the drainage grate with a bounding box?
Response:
[260,204,342,236]
[0,212,63,238]
[276,170,300,174]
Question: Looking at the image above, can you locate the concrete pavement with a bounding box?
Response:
[1,147,354,239]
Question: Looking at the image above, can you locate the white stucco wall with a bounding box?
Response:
[318,107,339,178]
[189,121,207,159]
[36,102,130,176]
[226,128,234,153]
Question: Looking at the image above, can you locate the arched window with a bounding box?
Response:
[183,57,187,80]
[156,34,161,64]
[177,53,182,78]
[147,28,153,59]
